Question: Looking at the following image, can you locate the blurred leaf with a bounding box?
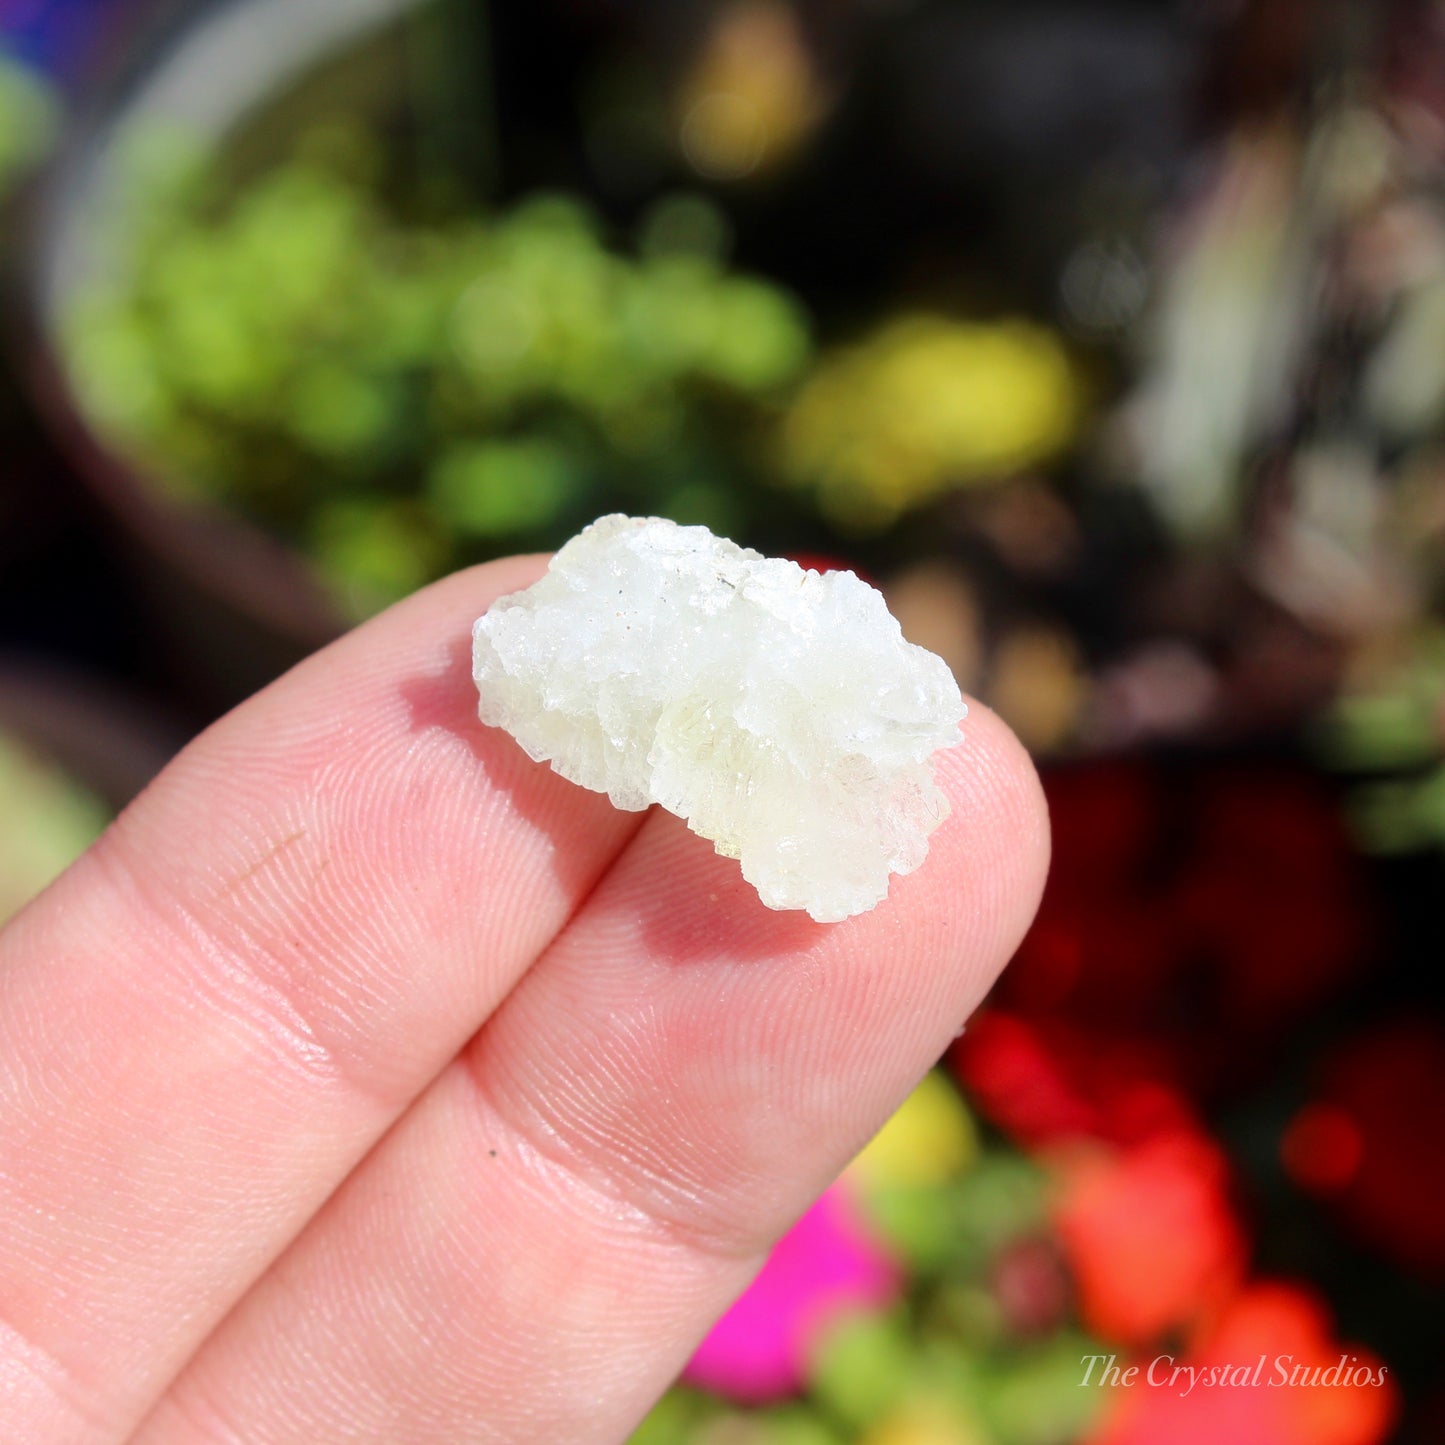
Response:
[0,51,57,193]
[862,1183,976,1273]
[659,478,746,535]
[1317,693,1441,770]
[628,1387,718,1445]
[311,499,443,614]
[0,734,109,926]
[978,1334,1107,1445]
[951,1154,1051,1256]
[428,438,577,536]
[761,1407,848,1445]
[638,191,735,264]
[65,121,814,614]
[705,279,811,392]
[808,1311,916,1433]
[286,365,400,461]
[1349,766,1445,853]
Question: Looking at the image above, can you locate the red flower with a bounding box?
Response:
[1172,771,1371,1028]
[1280,1104,1363,1195]
[951,1011,1197,1149]
[1293,1018,1445,1279]
[1051,1128,1247,1345]
[1086,1282,1398,1445]
[985,762,1373,1105]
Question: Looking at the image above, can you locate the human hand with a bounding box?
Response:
[0,556,1048,1443]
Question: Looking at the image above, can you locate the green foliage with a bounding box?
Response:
[976,1335,1108,1445]
[0,52,56,196]
[859,1151,1046,1279]
[808,1311,917,1432]
[0,733,109,925]
[1317,627,1445,853]
[65,133,812,614]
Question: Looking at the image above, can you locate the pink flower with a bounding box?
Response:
[683,1183,900,1403]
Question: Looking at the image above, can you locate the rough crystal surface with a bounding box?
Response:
[472,515,966,922]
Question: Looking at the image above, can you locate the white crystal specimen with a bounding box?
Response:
[472,515,966,922]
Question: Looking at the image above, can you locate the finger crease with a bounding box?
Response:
[0,1300,116,1444]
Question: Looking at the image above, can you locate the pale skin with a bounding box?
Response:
[0,555,1049,1444]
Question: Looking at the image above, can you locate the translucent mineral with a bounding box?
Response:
[472,515,966,922]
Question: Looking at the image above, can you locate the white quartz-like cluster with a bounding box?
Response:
[472,515,966,922]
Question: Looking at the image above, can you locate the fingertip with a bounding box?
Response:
[939,699,1051,952]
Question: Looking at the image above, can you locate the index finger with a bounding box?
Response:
[0,556,644,1443]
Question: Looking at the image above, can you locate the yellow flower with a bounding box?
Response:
[783,316,1077,531]
[858,1400,991,1445]
[848,1071,978,1192]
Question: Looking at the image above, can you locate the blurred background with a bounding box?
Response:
[2,0,1444,1440]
